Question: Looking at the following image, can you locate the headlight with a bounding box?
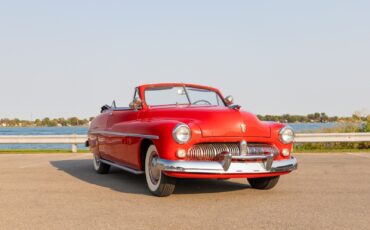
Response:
[172,124,191,144]
[279,126,295,144]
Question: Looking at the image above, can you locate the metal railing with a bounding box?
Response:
[0,133,369,153]
[0,135,86,153]
[295,133,370,143]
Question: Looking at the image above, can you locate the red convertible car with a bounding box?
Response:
[88,83,297,196]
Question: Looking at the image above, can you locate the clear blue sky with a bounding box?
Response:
[1,0,369,119]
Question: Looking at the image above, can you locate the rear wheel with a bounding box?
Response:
[248,176,280,190]
[145,145,176,197]
[93,153,110,174]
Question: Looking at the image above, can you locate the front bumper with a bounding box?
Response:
[157,156,298,174]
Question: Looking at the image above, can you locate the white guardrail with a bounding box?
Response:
[0,135,87,153]
[0,133,369,153]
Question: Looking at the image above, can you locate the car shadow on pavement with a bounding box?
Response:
[50,159,250,196]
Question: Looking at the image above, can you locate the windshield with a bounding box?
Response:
[145,86,225,107]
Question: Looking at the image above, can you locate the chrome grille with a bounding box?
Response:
[187,143,279,161]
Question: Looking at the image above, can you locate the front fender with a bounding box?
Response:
[111,119,201,160]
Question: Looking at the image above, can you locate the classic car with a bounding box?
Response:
[87,83,297,196]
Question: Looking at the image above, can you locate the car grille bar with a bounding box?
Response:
[187,143,279,161]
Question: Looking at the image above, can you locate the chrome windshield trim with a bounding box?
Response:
[89,131,159,140]
[157,157,298,174]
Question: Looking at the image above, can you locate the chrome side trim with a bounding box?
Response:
[100,159,144,175]
[90,131,159,140]
[157,157,298,174]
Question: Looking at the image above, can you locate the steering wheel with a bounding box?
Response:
[192,99,212,105]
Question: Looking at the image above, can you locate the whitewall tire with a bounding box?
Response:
[145,145,176,197]
[93,153,110,174]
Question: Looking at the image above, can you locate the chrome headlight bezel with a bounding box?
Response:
[279,126,295,144]
[172,124,192,144]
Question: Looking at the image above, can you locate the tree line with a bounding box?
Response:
[1,112,369,127]
[0,117,94,127]
[257,112,369,123]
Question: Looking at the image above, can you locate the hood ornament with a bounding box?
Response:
[241,124,247,133]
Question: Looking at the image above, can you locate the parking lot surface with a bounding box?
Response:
[0,153,369,230]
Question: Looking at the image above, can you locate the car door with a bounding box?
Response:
[89,112,110,160]
[105,109,140,165]
[104,88,142,166]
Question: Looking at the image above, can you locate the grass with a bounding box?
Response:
[294,142,369,153]
[294,148,370,153]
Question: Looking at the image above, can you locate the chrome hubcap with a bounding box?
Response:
[149,151,160,184]
[93,154,100,169]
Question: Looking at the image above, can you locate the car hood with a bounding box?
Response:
[147,106,271,138]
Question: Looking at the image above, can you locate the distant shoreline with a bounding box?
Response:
[2,112,369,127]
[0,125,89,128]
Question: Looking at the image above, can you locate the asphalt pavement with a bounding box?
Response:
[0,153,369,230]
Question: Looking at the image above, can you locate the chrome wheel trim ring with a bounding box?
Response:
[149,151,160,185]
[93,153,101,170]
[145,145,162,192]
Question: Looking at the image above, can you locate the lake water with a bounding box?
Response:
[0,123,339,150]
[0,127,88,150]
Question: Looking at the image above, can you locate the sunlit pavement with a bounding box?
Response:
[0,153,369,230]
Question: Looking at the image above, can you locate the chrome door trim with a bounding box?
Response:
[90,130,159,140]
[100,159,144,175]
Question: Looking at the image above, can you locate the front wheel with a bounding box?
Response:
[93,153,110,174]
[145,145,176,197]
[248,176,280,190]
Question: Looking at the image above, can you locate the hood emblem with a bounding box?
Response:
[241,124,247,133]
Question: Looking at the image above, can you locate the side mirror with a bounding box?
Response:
[129,97,143,110]
[225,95,234,105]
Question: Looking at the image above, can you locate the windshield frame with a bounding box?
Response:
[142,85,227,108]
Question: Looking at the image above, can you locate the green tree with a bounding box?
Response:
[41,118,50,126]
[320,113,329,122]
[34,119,42,126]
[364,120,370,132]
[352,113,360,121]
[57,118,67,126]
[67,117,79,126]
[314,113,321,121]
[48,120,58,127]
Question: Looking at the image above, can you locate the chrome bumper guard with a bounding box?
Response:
[157,153,298,174]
